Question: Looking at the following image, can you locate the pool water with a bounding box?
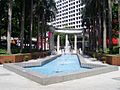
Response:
[26,54,90,76]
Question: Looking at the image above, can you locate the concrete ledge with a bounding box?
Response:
[3,54,119,85]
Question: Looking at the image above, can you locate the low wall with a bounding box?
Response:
[84,51,120,66]
[0,51,50,64]
[31,51,49,59]
[106,55,120,66]
[0,53,31,63]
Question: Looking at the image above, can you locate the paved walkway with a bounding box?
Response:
[0,56,120,90]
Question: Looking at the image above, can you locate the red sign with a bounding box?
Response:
[107,38,118,45]
[48,31,52,38]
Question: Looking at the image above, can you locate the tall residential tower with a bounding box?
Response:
[52,0,84,29]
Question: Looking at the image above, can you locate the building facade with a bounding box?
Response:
[52,0,84,29]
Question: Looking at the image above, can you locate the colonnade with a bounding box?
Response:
[57,34,77,54]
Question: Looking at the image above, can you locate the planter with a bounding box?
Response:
[31,51,50,59]
[105,54,120,66]
[0,53,31,64]
[0,51,50,64]
[31,52,44,59]
[0,55,15,63]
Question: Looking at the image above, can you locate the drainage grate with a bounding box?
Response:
[0,73,11,76]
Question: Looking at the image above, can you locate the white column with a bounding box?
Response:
[74,34,77,53]
[65,34,68,48]
[57,34,60,54]
[49,32,54,51]
[46,38,48,50]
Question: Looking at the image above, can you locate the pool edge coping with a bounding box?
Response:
[3,54,119,85]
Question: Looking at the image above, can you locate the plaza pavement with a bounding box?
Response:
[0,56,120,90]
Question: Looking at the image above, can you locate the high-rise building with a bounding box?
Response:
[51,0,84,29]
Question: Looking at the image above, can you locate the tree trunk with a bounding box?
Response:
[118,1,120,54]
[94,19,97,51]
[98,13,102,51]
[82,28,85,54]
[92,18,96,51]
[44,22,47,50]
[20,0,25,53]
[29,0,33,52]
[108,0,113,54]
[103,0,107,53]
[7,0,12,54]
[44,31,46,51]
[89,25,92,51]
[41,22,43,51]
[0,27,2,42]
[88,25,91,51]
[37,17,40,50]
[97,0,102,52]
[41,14,45,51]
[0,19,1,42]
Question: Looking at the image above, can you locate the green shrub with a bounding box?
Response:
[112,46,119,54]
[22,48,30,53]
[24,55,30,61]
[106,48,110,54]
[32,49,38,52]
[11,47,20,54]
[0,49,7,54]
[92,53,96,58]
[100,57,106,63]
[98,48,103,53]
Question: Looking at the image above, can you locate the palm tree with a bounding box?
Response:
[82,0,103,52]
[43,0,57,50]
[37,16,41,50]
[82,0,116,54]
[0,0,7,43]
[118,0,120,54]
[20,0,25,53]
[7,0,13,54]
[34,0,57,51]
[102,0,107,53]
[81,0,93,51]
[29,0,33,52]
[108,0,113,54]
[34,0,44,50]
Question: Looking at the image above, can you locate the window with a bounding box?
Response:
[76,1,78,3]
[76,5,78,7]
[76,9,79,11]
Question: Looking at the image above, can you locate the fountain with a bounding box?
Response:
[65,39,71,54]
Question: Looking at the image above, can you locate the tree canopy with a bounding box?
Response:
[0,0,57,54]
